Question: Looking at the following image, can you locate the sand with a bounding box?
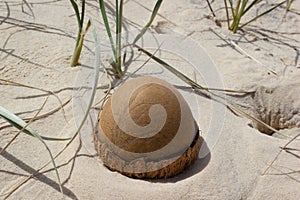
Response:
[0,0,299,199]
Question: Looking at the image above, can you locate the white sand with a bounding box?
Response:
[0,0,299,199]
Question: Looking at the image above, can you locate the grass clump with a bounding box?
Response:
[206,0,289,33]
[231,0,289,33]
[98,0,163,78]
[69,0,163,72]
[226,0,288,33]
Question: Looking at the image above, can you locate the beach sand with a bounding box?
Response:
[0,0,299,199]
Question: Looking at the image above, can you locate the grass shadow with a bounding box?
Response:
[0,147,78,199]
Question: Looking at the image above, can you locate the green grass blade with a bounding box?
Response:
[287,0,294,11]
[80,0,85,29]
[0,106,71,141]
[116,0,119,52]
[134,45,252,95]
[30,132,63,194]
[116,0,119,35]
[70,0,87,66]
[243,0,261,16]
[229,0,242,30]
[67,28,100,145]
[69,0,81,48]
[70,19,91,67]
[228,0,236,19]
[99,0,117,62]
[227,0,236,30]
[234,0,242,18]
[134,45,283,135]
[115,0,123,77]
[133,0,163,44]
[2,26,102,196]
[69,0,81,30]
[133,44,207,91]
[240,0,287,29]
[0,105,63,193]
[51,23,101,162]
[224,0,230,29]
[232,0,248,33]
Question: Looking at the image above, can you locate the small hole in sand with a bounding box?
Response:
[251,84,300,135]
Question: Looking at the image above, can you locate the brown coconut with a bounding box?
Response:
[94,76,201,178]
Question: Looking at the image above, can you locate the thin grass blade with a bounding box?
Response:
[240,0,287,29]
[0,96,51,155]
[227,0,236,30]
[80,0,85,29]
[133,44,207,91]
[0,106,71,141]
[50,23,101,162]
[99,0,117,61]
[116,0,119,30]
[69,0,81,48]
[234,0,242,18]
[69,0,81,30]
[232,0,248,32]
[229,0,242,30]
[224,0,230,29]
[0,25,100,198]
[205,0,216,17]
[228,0,236,19]
[133,0,163,44]
[71,19,91,67]
[287,0,294,11]
[70,0,87,66]
[21,0,35,18]
[243,0,261,16]
[134,45,283,134]
[115,0,124,77]
[0,105,63,194]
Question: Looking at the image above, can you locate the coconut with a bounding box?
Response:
[94,76,201,178]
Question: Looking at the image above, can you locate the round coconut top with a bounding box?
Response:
[97,76,197,161]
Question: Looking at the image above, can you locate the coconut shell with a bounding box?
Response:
[95,76,200,178]
[94,129,201,179]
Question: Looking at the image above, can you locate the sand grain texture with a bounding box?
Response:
[0,0,299,199]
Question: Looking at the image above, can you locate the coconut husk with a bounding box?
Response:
[94,130,201,179]
[94,76,200,178]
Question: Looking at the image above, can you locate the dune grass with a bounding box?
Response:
[69,0,162,73]
[133,44,288,135]
[0,21,100,198]
[96,0,287,135]
[228,0,288,33]
[206,0,288,33]
[286,0,294,11]
[1,0,298,197]
[1,0,162,196]
[0,101,70,195]
[0,106,70,141]
[98,0,163,78]
[69,0,91,67]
